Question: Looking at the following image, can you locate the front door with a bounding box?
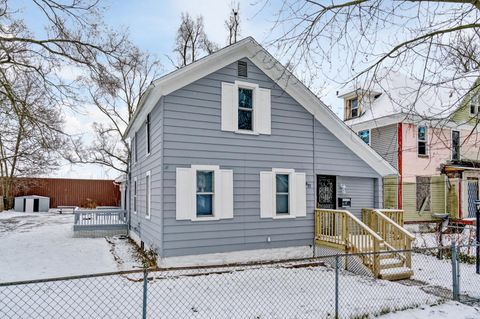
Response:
[317,175,336,209]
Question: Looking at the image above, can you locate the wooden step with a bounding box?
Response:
[379,253,397,260]
[379,267,413,281]
[380,258,404,270]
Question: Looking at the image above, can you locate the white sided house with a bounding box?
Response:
[124,37,397,267]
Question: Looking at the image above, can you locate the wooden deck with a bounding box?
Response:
[315,208,414,280]
[73,209,127,237]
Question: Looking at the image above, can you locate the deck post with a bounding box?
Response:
[335,255,339,319]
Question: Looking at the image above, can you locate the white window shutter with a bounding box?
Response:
[256,88,271,135]
[176,167,195,220]
[215,169,234,219]
[260,171,275,218]
[221,82,236,132]
[292,172,307,217]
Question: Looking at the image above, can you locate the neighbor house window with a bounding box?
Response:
[417,126,428,156]
[358,129,370,145]
[146,113,151,155]
[276,174,289,215]
[196,170,214,217]
[145,171,151,219]
[470,96,479,115]
[349,98,359,118]
[416,176,431,212]
[452,130,460,160]
[133,178,137,214]
[470,104,477,115]
[238,87,253,131]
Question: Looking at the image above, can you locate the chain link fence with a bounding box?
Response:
[1,244,479,318]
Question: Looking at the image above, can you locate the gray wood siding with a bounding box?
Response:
[129,98,163,253]
[371,124,398,169]
[336,176,375,217]
[157,59,382,257]
[314,120,379,178]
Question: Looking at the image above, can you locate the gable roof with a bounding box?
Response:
[125,37,396,176]
[342,71,476,129]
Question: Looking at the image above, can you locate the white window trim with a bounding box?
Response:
[468,96,480,116]
[145,171,151,219]
[145,114,151,157]
[192,165,220,220]
[234,80,259,135]
[349,98,359,118]
[272,168,296,219]
[470,104,476,116]
[358,129,371,146]
[133,177,137,214]
[451,130,461,160]
[417,125,428,157]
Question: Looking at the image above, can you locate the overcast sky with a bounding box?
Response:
[19,0,344,179]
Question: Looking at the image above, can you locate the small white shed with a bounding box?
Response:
[14,195,50,213]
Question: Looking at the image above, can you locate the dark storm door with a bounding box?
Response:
[33,198,39,212]
[317,175,336,209]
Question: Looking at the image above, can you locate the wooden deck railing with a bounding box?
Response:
[362,208,414,267]
[363,208,404,227]
[74,210,127,229]
[315,209,383,276]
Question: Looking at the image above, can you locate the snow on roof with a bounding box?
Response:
[15,195,49,199]
[343,70,475,126]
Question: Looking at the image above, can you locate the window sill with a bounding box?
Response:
[234,130,260,136]
[191,216,221,222]
[417,154,429,158]
[272,214,296,219]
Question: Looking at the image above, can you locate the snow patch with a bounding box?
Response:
[158,246,314,268]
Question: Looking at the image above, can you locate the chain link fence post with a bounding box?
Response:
[451,243,460,301]
[335,254,339,319]
[142,269,148,319]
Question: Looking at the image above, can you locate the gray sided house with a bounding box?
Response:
[124,37,396,265]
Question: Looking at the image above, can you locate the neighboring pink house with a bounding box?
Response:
[340,72,480,222]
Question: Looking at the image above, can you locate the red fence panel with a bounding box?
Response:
[12,178,121,208]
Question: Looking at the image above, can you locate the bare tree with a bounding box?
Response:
[171,12,218,67]
[65,47,162,174]
[266,1,480,123]
[0,0,139,210]
[0,72,64,210]
[225,2,240,45]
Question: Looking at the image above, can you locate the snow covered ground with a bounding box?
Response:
[379,301,480,318]
[0,263,440,319]
[411,252,480,299]
[0,211,142,282]
[1,211,477,318]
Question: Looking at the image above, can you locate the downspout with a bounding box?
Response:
[127,158,131,234]
[397,123,403,209]
[312,115,316,257]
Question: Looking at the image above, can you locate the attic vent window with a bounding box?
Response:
[238,61,248,77]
